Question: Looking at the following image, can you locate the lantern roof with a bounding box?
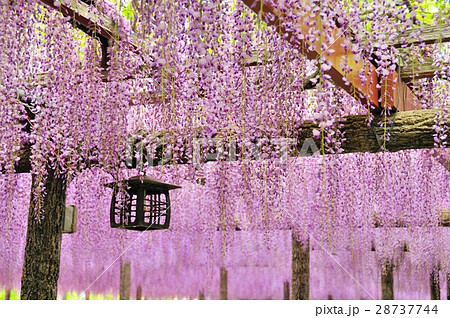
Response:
[106,175,181,190]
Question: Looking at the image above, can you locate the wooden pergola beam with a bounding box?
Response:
[400,60,449,81]
[39,0,117,41]
[391,24,450,80]
[39,0,139,46]
[400,62,439,81]
[296,109,446,154]
[241,0,416,112]
[390,24,450,48]
[241,0,377,109]
[39,0,141,80]
[153,109,446,167]
[39,0,116,81]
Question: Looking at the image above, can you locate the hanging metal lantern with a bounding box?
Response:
[107,176,181,231]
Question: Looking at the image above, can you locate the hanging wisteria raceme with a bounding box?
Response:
[0,2,35,173]
[0,174,31,291]
[0,0,136,219]
[0,148,449,299]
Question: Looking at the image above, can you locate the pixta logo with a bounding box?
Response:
[125,136,320,168]
[315,305,360,317]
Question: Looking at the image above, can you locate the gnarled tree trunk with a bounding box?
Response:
[20,169,67,300]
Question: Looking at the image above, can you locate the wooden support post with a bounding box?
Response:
[447,274,450,300]
[120,262,131,300]
[381,263,394,300]
[283,281,290,300]
[430,269,440,300]
[220,267,228,300]
[328,294,333,300]
[136,285,142,300]
[199,290,205,300]
[292,235,310,300]
[5,289,11,300]
[99,36,112,81]
[85,291,90,300]
[20,169,67,299]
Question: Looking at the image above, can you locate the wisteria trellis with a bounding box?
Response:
[0,0,449,299]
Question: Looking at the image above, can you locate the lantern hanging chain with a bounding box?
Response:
[138,102,146,177]
[139,134,145,176]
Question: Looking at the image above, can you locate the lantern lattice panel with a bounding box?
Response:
[143,191,169,225]
[108,176,180,231]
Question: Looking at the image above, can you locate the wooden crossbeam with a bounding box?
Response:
[297,109,445,153]
[245,51,321,90]
[39,0,142,80]
[242,0,377,109]
[387,27,450,173]
[40,0,117,41]
[441,210,450,226]
[39,0,116,80]
[400,61,439,81]
[241,0,416,112]
[145,110,447,167]
[39,0,142,81]
[390,24,450,48]
[400,59,449,81]
[40,0,139,46]
[398,55,445,81]
[390,24,450,80]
